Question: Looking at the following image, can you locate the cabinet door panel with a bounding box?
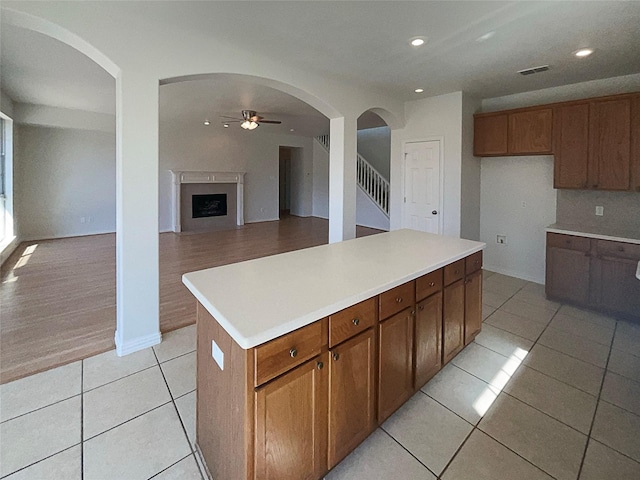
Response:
[589,98,631,190]
[414,292,442,389]
[508,109,553,154]
[255,354,328,480]
[474,114,508,156]
[596,257,640,317]
[631,94,640,192]
[464,271,482,345]
[378,308,414,422]
[328,330,375,468]
[443,280,465,365]
[553,103,589,189]
[545,247,590,304]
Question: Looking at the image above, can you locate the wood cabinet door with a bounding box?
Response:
[464,270,483,345]
[553,103,590,189]
[443,280,465,365]
[328,329,375,468]
[545,247,591,304]
[508,109,553,154]
[595,256,640,317]
[589,98,631,190]
[255,354,328,480]
[474,113,508,156]
[414,292,442,389]
[378,308,414,422]
[631,94,640,192]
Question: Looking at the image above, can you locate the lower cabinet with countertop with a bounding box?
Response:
[184,230,485,480]
[546,230,640,319]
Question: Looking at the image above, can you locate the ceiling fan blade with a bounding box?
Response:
[260,120,282,124]
[220,115,241,119]
[221,119,242,123]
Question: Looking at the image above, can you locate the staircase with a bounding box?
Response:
[316,135,389,217]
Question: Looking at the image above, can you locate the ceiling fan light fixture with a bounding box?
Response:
[574,48,594,58]
[241,120,259,130]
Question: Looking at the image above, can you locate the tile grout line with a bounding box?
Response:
[576,321,618,479]
[0,392,83,425]
[151,347,205,480]
[147,453,193,479]
[378,426,439,478]
[0,443,83,479]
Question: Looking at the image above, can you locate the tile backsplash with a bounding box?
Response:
[556,190,640,231]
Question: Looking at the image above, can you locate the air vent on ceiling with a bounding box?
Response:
[518,65,550,76]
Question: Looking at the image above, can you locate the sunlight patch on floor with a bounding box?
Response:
[472,347,528,416]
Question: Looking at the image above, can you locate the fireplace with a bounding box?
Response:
[170,171,245,233]
[192,194,227,218]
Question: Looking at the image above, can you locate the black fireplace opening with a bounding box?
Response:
[192,194,228,218]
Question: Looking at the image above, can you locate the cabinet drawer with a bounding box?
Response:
[547,233,591,253]
[596,240,640,260]
[254,321,325,387]
[379,281,415,321]
[465,251,483,275]
[416,269,443,301]
[329,297,376,348]
[444,260,465,286]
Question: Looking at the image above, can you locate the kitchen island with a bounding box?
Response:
[183,229,485,480]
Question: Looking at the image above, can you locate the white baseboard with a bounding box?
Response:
[115,330,162,356]
[484,264,544,285]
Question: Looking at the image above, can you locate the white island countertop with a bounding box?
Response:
[182,229,485,349]
[546,223,640,245]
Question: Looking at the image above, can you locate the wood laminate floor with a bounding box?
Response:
[0,216,382,384]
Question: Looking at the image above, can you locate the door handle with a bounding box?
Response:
[432,210,438,215]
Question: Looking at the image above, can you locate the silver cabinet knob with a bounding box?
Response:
[332,352,340,361]
[317,361,324,370]
[428,282,435,287]
[352,318,360,326]
[289,348,297,358]
[395,297,403,303]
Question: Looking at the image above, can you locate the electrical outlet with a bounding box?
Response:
[521,201,527,208]
[497,235,507,245]
[80,217,86,224]
[87,216,94,223]
[595,206,604,216]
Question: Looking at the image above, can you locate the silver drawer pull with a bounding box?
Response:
[395,297,403,303]
[428,282,435,287]
[332,352,340,361]
[352,318,360,326]
[289,348,297,358]
[317,361,324,370]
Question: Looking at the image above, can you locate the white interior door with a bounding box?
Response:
[403,141,441,233]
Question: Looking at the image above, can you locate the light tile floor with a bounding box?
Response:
[2,273,640,479]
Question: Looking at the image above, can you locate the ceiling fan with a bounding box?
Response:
[221,110,282,130]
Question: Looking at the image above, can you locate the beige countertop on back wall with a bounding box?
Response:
[546,223,640,245]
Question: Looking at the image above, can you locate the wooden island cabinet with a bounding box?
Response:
[184,230,484,480]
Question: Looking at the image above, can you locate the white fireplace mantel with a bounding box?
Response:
[170,171,245,232]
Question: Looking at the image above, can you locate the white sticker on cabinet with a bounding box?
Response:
[212,339,224,370]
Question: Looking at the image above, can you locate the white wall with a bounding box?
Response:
[14,103,115,133]
[401,92,463,237]
[158,123,314,231]
[480,156,556,284]
[15,125,116,240]
[460,94,482,241]
[312,139,330,219]
[1,90,15,118]
[356,187,389,231]
[357,126,390,180]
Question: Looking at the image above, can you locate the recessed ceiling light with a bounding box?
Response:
[414,88,424,93]
[290,129,295,132]
[410,37,426,47]
[223,123,229,128]
[203,120,210,125]
[476,31,495,42]
[574,48,594,58]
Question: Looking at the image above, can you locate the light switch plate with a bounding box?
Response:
[595,206,604,216]
[212,339,224,370]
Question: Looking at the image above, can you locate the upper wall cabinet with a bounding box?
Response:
[474,108,552,156]
[475,92,640,192]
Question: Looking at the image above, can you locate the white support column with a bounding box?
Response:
[389,128,404,231]
[114,71,161,356]
[328,115,357,243]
